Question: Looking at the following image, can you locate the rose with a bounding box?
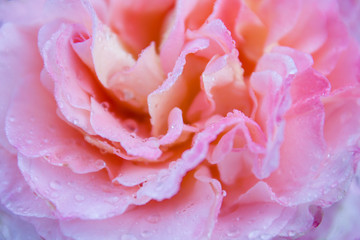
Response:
[1,0,360,239]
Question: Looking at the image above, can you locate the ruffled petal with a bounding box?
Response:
[59,168,223,240]
[5,73,110,174]
[0,148,53,218]
[212,182,316,240]
[18,154,149,220]
[148,38,210,135]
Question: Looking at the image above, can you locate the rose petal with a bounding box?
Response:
[5,73,111,174]
[0,148,53,218]
[148,38,210,135]
[60,168,223,240]
[279,0,328,54]
[0,206,42,240]
[212,182,315,240]
[40,21,96,134]
[18,154,149,220]
[137,110,255,201]
[0,23,42,153]
[107,42,165,112]
[159,0,198,73]
[327,39,360,91]
[107,0,174,55]
[256,0,302,47]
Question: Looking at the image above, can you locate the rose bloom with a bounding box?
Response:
[1,0,360,239]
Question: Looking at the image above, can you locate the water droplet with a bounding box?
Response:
[73,119,79,126]
[50,181,61,190]
[121,234,137,240]
[146,214,160,224]
[287,230,296,237]
[95,159,105,168]
[100,101,110,110]
[8,116,15,122]
[58,101,64,109]
[140,230,155,238]
[222,190,227,197]
[100,148,107,154]
[123,89,134,101]
[226,227,241,237]
[74,194,85,202]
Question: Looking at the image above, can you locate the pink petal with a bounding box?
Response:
[159,0,198,73]
[210,120,266,184]
[39,21,96,134]
[312,5,349,75]
[0,148,53,218]
[5,73,111,174]
[24,217,72,240]
[0,23,42,152]
[298,174,360,240]
[107,0,174,55]
[90,99,162,160]
[137,110,254,201]
[59,168,223,240]
[208,0,242,34]
[327,39,360,91]
[255,0,302,47]
[323,87,360,151]
[90,12,135,97]
[148,38,210,135]
[0,206,42,240]
[18,154,149,220]
[107,42,165,112]
[250,52,295,178]
[212,182,316,239]
[338,0,360,42]
[279,0,328,54]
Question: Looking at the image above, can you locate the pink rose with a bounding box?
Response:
[1,0,360,239]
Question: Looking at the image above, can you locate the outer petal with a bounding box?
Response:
[0,205,42,240]
[0,23,42,152]
[17,154,149,220]
[212,182,316,240]
[5,71,109,174]
[0,148,53,218]
[59,168,223,240]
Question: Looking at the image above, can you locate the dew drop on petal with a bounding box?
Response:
[222,190,227,197]
[95,159,105,168]
[140,230,155,238]
[226,226,241,238]
[146,214,160,224]
[58,101,64,109]
[100,101,110,110]
[49,181,61,190]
